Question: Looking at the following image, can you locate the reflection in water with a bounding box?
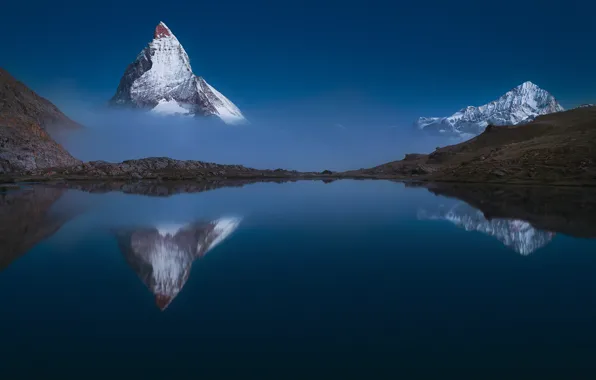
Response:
[0,186,78,270]
[418,203,554,255]
[420,182,596,239]
[3,182,596,372]
[115,218,241,310]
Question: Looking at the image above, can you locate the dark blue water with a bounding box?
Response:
[1,180,596,375]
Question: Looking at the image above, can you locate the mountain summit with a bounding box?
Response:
[415,81,564,137]
[110,22,245,124]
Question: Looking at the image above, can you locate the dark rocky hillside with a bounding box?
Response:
[0,68,82,173]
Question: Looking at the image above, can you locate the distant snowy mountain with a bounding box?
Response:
[418,203,554,255]
[415,81,564,137]
[110,22,245,124]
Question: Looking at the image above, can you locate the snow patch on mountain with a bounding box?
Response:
[209,217,242,250]
[203,82,245,124]
[110,21,245,124]
[415,81,564,137]
[151,99,191,115]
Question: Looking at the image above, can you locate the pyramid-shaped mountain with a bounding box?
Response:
[110,22,245,124]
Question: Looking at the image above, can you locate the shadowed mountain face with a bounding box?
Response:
[418,203,554,255]
[115,218,241,310]
[0,186,73,270]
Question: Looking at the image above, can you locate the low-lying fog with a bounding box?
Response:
[50,98,456,172]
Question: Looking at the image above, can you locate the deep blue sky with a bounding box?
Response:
[3,0,596,126]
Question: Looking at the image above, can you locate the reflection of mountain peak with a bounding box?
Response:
[116,217,241,310]
[419,203,554,255]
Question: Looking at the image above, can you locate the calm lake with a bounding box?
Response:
[1,180,596,374]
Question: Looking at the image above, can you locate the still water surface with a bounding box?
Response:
[1,180,596,373]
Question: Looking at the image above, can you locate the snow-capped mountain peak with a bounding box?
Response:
[414,81,564,137]
[110,22,246,124]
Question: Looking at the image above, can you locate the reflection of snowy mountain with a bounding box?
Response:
[418,203,554,255]
[115,217,241,310]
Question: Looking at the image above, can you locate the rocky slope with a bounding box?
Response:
[110,22,245,124]
[0,68,81,173]
[115,218,241,310]
[415,82,564,137]
[354,105,596,185]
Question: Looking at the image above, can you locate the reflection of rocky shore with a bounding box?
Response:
[115,218,241,310]
[417,182,596,239]
[418,203,554,255]
[37,178,299,197]
[0,186,74,270]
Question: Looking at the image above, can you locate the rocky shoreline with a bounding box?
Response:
[2,157,595,187]
[0,156,332,183]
